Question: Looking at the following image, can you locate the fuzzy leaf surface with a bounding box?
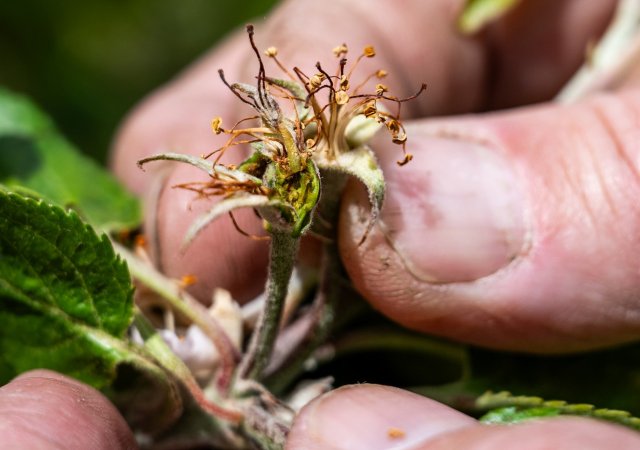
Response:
[0,189,135,387]
[0,88,141,231]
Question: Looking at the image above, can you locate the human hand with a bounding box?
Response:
[111,0,640,447]
[286,384,640,449]
[0,370,135,449]
[112,0,640,352]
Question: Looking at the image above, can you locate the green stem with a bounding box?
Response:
[133,310,243,423]
[265,241,340,394]
[264,170,346,393]
[238,229,300,381]
[241,405,288,450]
[113,241,239,392]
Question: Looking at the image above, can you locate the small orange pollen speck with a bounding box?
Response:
[387,427,405,439]
[180,274,198,287]
[363,45,376,57]
[134,235,147,248]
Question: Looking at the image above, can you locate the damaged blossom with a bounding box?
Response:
[138,24,424,244]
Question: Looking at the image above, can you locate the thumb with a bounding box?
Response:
[339,88,640,353]
[0,370,135,449]
[286,384,640,450]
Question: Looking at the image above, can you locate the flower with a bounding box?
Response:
[138,25,425,245]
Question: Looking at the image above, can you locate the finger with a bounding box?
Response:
[286,384,476,450]
[339,89,640,352]
[286,384,640,450]
[424,418,640,450]
[111,0,615,302]
[259,0,615,115]
[483,0,617,107]
[0,370,136,450]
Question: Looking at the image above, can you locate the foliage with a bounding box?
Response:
[0,0,278,161]
[0,88,141,231]
[478,391,640,430]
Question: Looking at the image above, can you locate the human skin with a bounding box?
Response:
[6,0,640,448]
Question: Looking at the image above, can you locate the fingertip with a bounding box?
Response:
[1,370,136,450]
[339,92,640,353]
[286,384,476,450]
[423,417,640,450]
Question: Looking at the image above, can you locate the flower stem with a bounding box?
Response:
[133,310,243,423]
[238,229,300,381]
[264,170,347,392]
[265,241,340,394]
[113,241,239,392]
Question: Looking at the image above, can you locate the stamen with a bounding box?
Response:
[229,211,270,240]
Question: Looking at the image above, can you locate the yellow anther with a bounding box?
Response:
[264,46,278,57]
[335,90,349,105]
[211,117,223,134]
[375,83,388,95]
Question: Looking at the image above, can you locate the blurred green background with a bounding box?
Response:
[0,0,278,163]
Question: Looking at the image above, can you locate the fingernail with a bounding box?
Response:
[381,135,526,283]
[288,384,476,450]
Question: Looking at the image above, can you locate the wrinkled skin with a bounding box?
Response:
[7,0,640,448]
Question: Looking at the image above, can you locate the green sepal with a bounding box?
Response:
[138,152,262,185]
[238,150,270,176]
[317,145,384,243]
[182,193,290,248]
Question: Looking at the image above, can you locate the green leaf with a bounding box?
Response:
[478,391,640,431]
[0,188,134,386]
[0,88,141,231]
[481,406,561,424]
[458,0,521,34]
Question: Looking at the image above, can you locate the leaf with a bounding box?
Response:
[0,189,184,432]
[0,88,141,231]
[478,391,640,431]
[0,188,132,385]
[457,0,521,34]
[481,406,561,424]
